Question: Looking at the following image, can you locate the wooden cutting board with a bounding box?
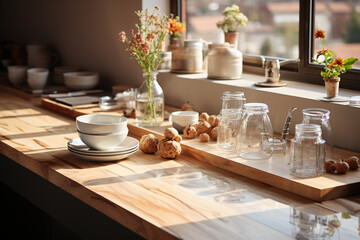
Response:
[40,98,360,202]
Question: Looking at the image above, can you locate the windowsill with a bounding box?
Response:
[158,71,360,152]
[161,71,360,104]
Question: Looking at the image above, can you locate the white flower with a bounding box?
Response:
[316,54,325,63]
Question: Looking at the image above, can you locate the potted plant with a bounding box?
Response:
[167,15,186,51]
[216,4,248,49]
[313,29,358,98]
[118,7,170,126]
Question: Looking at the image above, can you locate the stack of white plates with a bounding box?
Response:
[68,136,139,161]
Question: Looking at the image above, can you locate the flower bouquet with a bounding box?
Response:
[313,29,358,98]
[217,4,248,48]
[119,7,170,126]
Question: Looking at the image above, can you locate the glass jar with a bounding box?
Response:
[217,91,246,149]
[135,71,164,126]
[221,91,246,110]
[236,103,273,159]
[217,109,242,149]
[289,124,326,178]
[302,108,334,161]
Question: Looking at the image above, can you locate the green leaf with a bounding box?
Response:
[320,71,327,78]
[344,57,358,65]
[328,51,334,58]
[341,213,351,219]
[344,64,353,69]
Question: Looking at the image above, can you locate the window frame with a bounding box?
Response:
[172,0,360,91]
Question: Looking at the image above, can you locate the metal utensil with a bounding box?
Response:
[281,107,297,140]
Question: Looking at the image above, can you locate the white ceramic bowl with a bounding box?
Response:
[8,65,27,86]
[64,71,99,90]
[76,114,128,134]
[27,68,49,90]
[170,111,199,132]
[78,129,129,150]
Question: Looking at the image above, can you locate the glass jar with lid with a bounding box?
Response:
[236,103,273,159]
[302,108,334,161]
[217,91,246,149]
[289,124,326,178]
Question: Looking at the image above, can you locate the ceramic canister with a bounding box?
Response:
[207,45,243,80]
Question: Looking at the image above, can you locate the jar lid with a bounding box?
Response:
[244,103,269,112]
[184,39,203,48]
[209,42,229,50]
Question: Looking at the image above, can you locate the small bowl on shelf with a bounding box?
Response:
[64,71,99,90]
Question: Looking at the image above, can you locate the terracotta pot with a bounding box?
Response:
[224,32,239,49]
[324,77,340,98]
[168,37,182,51]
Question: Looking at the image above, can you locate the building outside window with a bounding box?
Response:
[180,0,360,89]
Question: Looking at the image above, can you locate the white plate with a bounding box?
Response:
[68,148,138,162]
[68,146,138,156]
[68,136,139,154]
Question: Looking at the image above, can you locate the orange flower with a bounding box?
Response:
[169,18,185,37]
[316,49,328,55]
[314,29,326,39]
[334,57,344,67]
[328,62,335,69]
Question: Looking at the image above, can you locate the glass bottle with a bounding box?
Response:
[289,124,326,178]
[135,71,164,126]
[236,103,273,159]
[302,108,334,161]
[217,91,246,149]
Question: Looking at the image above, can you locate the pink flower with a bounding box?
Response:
[118,31,127,42]
[147,33,155,41]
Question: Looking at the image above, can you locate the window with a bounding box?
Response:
[313,0,360,68]
[171,0,360,90]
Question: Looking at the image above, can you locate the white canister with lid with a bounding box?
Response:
[207,45,243,80]
[171,39,203,73]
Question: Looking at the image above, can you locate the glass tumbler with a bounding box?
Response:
[302,108,334,161]
[236,103,273,159]
[217,91,246,149]
[289,124,326,178]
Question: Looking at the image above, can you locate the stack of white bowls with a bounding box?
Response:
[69,114,139,161]
[76,114,129,150]
[64,71,99,90]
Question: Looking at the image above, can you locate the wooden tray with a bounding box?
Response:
[41,98,360,202]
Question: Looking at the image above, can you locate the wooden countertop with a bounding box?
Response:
[0,90,360,239]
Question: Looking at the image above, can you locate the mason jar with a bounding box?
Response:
[302,108,334,161]
[236,103,273,159]
[289,124,326,178]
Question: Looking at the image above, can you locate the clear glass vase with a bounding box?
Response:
[135,71,164,126]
